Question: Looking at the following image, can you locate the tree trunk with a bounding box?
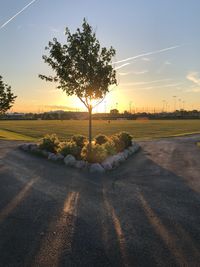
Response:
[88,106,92,149]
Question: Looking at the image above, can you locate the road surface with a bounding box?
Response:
[0,135,200,267]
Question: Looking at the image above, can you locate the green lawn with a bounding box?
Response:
[0,129,35,141]
[0,119,200,141]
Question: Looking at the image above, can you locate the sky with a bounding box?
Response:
[1,0,200,113]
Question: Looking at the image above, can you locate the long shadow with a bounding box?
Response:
[0,177,74,267]
[0,147,84,267]
[58,176,110,266]
[32,191,80,267]
[104,148,200,266]
[0,168,31,211]
[0,145,115,267]
[1,143,200,266]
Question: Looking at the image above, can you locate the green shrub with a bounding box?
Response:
[94,134,109,145]
[58,141,81,158]
[81,143,107,163]
[71,134,87,148]
[110,135,125,152]
[103,140,116,155]
[39,134,59,153]
[116,131,132,148]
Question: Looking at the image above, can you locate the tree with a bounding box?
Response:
[0,76,17,114]
[39,18,117,147]
[110,108,119,115]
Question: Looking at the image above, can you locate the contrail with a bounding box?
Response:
[113,45,182,64]
[114,63,130,70]
[0,0,37,29]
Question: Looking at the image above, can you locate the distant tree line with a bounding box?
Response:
[1,109,200,120]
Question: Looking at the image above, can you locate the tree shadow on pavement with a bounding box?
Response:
[0,143,200,266]
[103,148,200,266]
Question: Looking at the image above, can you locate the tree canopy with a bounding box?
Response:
[0,76,17,114]
[39,18,117,110]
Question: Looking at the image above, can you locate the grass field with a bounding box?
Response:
[0,119,200,141]
[0,129,35,141]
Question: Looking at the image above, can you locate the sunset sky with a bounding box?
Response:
[1,0,200,113]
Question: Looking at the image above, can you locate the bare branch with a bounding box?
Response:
[93,85,118,109]
[78,96,88,109]
[84,95,89,107]
[93,95,106,109]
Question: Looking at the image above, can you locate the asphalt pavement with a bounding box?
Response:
[0,135,200,267]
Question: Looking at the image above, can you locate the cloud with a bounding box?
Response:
[141,57,151,62]
[49,27,62,34]
[35,88,60,94]
[120,78,172,86]
[136,70,149,75]
[185,87,200,93]
[165,61,171,65]
[114,63,130,70]
[48,89,58,93]
[119,70,149,76]
[113,45,182,65]
[186,72,200,86]
[44,105,78,111]
[0,0,38,30]
[157,60,172,73]
[186,71,200,93]
[123,81,182,91]
[162,82,182,88]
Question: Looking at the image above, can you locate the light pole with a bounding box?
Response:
[182,101,185,110]
[173,96,177,111]
[129,101,132,113]
[162,100,166,112]
[178,98,181,110]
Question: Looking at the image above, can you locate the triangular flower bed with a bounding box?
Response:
[19,132,140,173]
